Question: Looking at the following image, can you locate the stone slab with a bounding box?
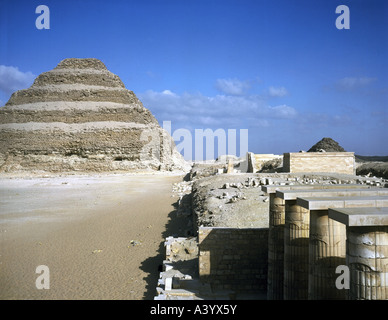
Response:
[297,196,388,210]
[277,188,388,200]
[328,207,388,226]
[262,184,371,194]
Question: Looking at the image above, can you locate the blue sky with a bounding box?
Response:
[0,0,387,158]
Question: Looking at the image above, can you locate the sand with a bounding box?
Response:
[0,172,185,300]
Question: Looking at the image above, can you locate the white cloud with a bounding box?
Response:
[269,104,297,118]
[138,89,297,129]
[0,65,35,96]
[215,78,251,96]
[337,77,377,89]
[268,86,288,97]
[161,89,177,96]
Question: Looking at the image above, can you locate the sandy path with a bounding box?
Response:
[0,173,185,300]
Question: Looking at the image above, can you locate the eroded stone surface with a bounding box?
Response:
[0,58,189,173]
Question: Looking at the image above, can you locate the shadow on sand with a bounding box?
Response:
[139,190,193,300]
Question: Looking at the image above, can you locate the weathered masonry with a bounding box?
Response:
[198,227,268,298]
[329,207,388,300]
[263,183,374,300]
[297,195,388,300]
[0,58,188,173]
[262,182,388,300]
[283,152,355,175]
[281,189,388,300]
[246,152,282,173]
[156,173,387,300]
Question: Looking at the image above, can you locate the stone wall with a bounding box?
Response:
[247,152,282,173]
[198,227,268,295]
[283,152,355,175]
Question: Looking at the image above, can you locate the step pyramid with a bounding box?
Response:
[0,58,188,173]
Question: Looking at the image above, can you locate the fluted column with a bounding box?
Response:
[308,209,347,299]
[267,193,285,300]
[347,226,388,300]
[284,200,310,299]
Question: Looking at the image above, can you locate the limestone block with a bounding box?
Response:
[283,152,355,175]
[165,278,172,291]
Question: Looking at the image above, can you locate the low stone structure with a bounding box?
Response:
[247,152,282,173]
[155,168,387,300]
[283,152,355,175]
[155,237,206,300]
[198,227,268,298]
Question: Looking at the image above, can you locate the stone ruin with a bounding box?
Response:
[155,160,388,300]
[151,139,388,300]
[0,58,189,173]
[1,58,387,300]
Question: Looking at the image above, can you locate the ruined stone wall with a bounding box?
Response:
[198,227,268,294]
[283,152,355,175]
[247,152,282,173]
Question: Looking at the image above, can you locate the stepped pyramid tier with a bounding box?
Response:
[0,58,189,173]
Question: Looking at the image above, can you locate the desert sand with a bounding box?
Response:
[0,173,185,300]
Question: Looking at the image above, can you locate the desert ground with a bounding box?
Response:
[0,172,185,300]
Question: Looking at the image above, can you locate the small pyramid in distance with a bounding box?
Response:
[307,137,346,152]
